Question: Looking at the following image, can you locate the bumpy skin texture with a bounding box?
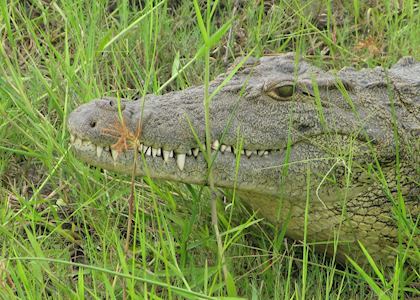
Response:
[68,53,419,264]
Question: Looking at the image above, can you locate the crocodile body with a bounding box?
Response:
[68,53,419,264]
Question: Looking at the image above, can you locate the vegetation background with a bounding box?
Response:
[0,0,419,298]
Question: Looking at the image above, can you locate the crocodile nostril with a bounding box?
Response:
[90,120,97,128]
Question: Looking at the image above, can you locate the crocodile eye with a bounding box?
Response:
[267,84,295,100]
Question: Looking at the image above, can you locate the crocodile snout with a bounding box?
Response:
[68,98,139,146]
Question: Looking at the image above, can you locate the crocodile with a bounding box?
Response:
[68,53,419,265]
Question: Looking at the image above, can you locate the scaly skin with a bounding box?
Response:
[68,53,419,264]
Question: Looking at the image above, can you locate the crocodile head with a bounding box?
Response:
[68,53,415,195]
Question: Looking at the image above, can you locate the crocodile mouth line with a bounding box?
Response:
[69,133,281,171]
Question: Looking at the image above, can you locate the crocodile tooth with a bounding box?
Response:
[70,135,75,143]
[176,153,186,171]
[96,146,103,158]
[142,146,148,154]
[241,150,245,155]
[187,149,192,156]
[220,145,227,152]
[211,140,219,150]
[169,150,174,158]
[138,144,143,152]
[192,148,199,157]
[152,147,157,157]
[225,146,232,153]
[111,148,119,161]
[146,147,152,156]
[263,151,269,156]
[163,150,171,162]
[74,138,82,147]
[157,148,162,157]
[257,150,264,156]
[245,150,252,157]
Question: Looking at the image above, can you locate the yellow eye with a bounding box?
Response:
[267,85,295,100]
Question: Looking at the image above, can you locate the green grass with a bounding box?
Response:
[0,0,419,298]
